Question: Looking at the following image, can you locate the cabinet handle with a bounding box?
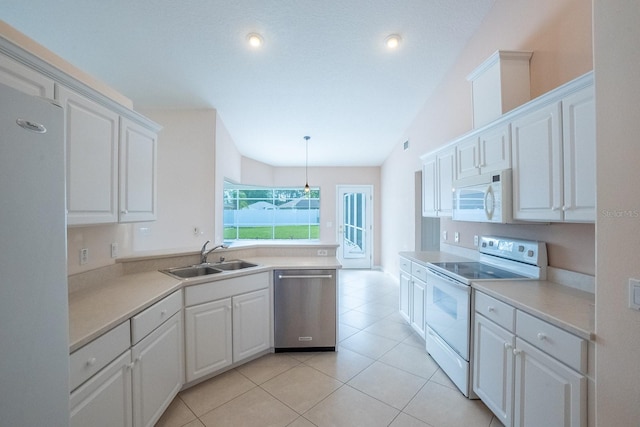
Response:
[121,209,129,215]
[504,342,512,350]
[513,348,522,356]
[487,306,495,312]
[551,206,559,211]
[537,332,547,341]
[86,357,97,367]
[562,205,571,211]
[160,309,167,317]
[234,303,240,309]
[226,305,231,311]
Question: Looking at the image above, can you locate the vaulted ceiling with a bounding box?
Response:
[1,0,495,166]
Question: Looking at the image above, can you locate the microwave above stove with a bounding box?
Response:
[452,169,512,223]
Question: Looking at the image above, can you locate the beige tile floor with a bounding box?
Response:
[156,269,503,427]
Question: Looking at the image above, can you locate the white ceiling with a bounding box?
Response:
[1,0,495,166]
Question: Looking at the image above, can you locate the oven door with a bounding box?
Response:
[425,269,471,360]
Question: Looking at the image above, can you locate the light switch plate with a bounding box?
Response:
[629,278,640,310]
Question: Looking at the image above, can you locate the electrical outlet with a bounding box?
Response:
[474,235,479,246]
[454,232,460,243]
[80,248,89,265]
[111,243,119,258]
[317,249,328,256]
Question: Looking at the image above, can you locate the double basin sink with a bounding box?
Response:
[161,260,259,280]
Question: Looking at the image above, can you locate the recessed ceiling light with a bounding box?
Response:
[385,34,402,49]
[247,33,264,48]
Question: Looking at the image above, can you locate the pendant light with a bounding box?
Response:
[303,136,310,193]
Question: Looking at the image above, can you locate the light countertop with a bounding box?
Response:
[472,279,595,341]
[68,256,341,353]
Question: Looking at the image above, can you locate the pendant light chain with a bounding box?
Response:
[304,136,310,193]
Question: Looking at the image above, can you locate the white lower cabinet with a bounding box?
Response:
[473,291,587,427]
[232,288,270,361]
[513,338,586,427]
[185,298,233,380]
[410,277,426,338]
[473,314,515,427]
[184,272,271,383]
[70,350,133,427]
[69,291,183,427]
[131,312,183,427]
[398,256,427,339]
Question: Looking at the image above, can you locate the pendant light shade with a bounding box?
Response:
[303,136,310,193]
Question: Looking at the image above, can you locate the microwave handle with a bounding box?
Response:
[485,186,495,220]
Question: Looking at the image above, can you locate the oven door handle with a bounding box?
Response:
[426,269,470,292]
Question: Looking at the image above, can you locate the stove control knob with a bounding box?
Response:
[527,250,535,257]
[518,245,525,252]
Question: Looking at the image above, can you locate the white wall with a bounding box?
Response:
[380,0,594,278]
[214,112,242,244]
[594,0,640,423]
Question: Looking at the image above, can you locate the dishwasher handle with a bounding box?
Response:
[277,274,333,280]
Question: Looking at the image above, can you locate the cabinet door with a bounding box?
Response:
[513,338,586,427]
[131,313,183,427]
[0,54,54,98]
[399,272,411,323]
[57,85,119,225]
[480,123,511,174]
[184,298,232,382]
[437,147,455,217]
[562,86,596,222]
[456,135,480,179]
[410,277,426,339]
[233,288,270,361]
[511,102,563,221]
[119,117,158,222]
[422,155,438,217]
[70,350,133,427]
[473,314,515,427]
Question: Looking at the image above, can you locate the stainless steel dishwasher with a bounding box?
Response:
[274,269,337,352]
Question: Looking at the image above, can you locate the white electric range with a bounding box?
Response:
[425,236,547,397]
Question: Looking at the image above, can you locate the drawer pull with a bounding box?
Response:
[513,348,522,356]
[537,332,547,341]
[160,309,167,317]
[488,306,495,312]
[504,342,512,350]
[86,357,97,367]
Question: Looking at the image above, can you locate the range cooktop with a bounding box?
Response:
[430,261,527,281]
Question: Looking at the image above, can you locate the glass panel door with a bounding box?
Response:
[337,185,373,268]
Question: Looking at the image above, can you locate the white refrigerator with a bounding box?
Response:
[0,82,70,426]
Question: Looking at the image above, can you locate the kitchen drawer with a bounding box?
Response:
[475,291,515,332]
[69,320,130,391]
[411,262,428,283]
[399,257,411,274]
[131,290,182,344]
[516,311,587,373]
[185,272,269,306]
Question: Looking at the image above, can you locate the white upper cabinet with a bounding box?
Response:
[422,146,455,217]
[562,85,596,222]
[119,117,158,222]
[512,76,595,222]
[456,122,511,180]
[511,101,564,221]
[57,84,120,225]
[0,53,54,98]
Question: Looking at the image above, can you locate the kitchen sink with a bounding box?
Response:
[212,260,258,271]
[161,265,223,279]
[160,260,259,279]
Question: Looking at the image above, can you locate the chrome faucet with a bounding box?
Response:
[200,240,228,264]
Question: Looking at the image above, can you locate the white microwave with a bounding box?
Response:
[452,169,512,223]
